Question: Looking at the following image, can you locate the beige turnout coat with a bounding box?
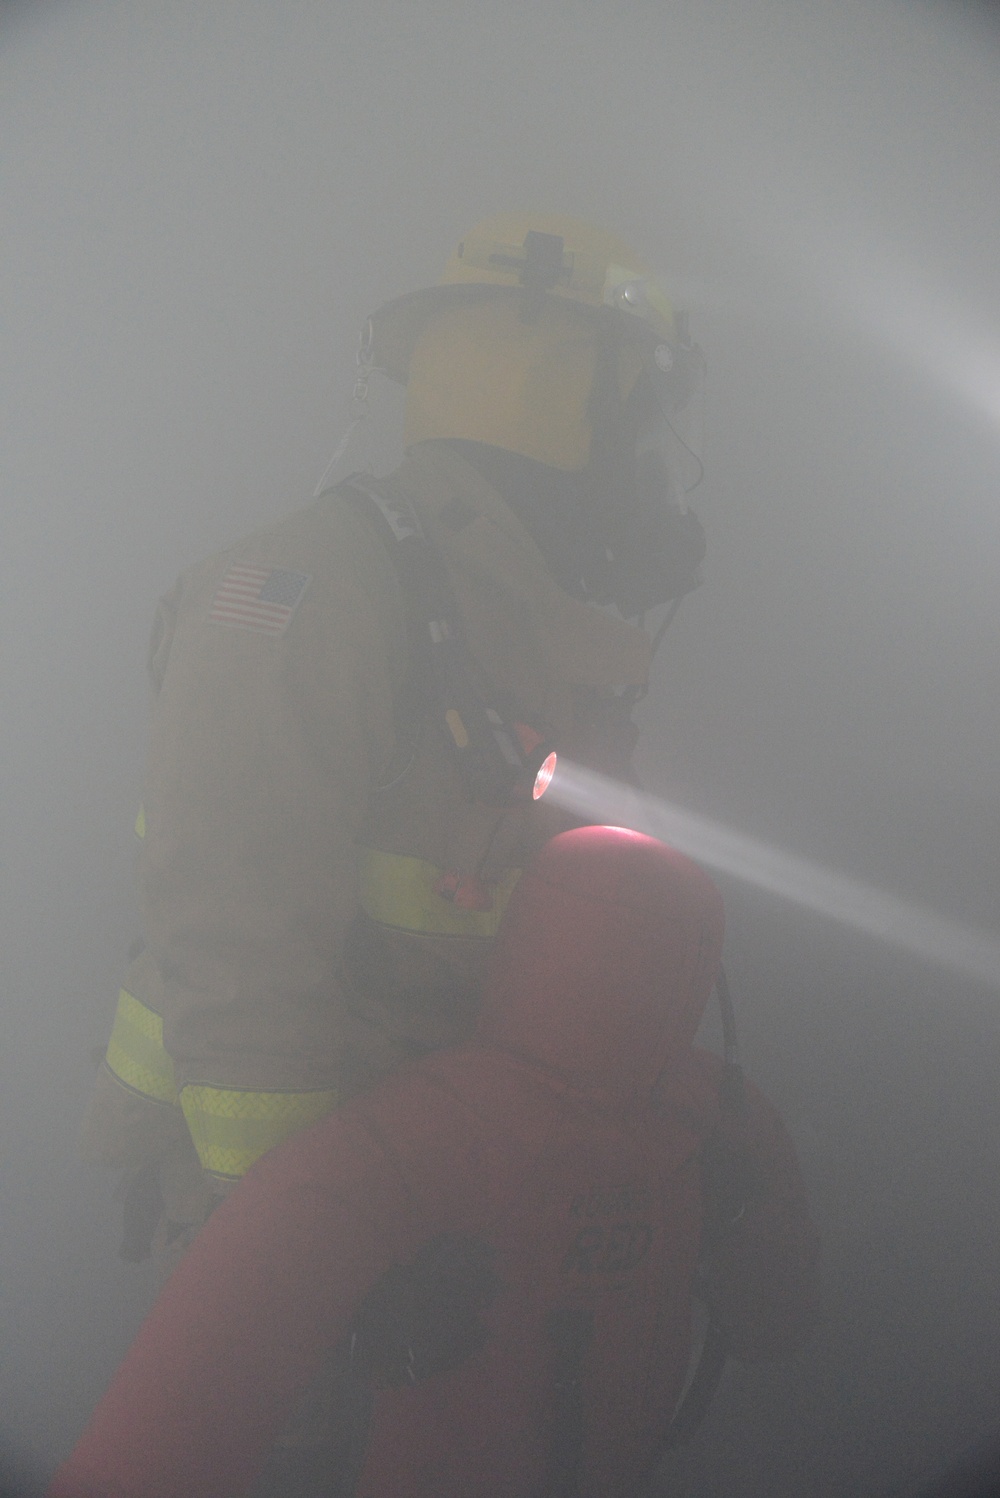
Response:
[85,443,651,1189]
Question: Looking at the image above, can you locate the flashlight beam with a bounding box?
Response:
[549,761,1000,992]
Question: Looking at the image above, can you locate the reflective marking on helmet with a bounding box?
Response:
[134,804,146,840]
[105,987,179,1106]
[532,751,558,801]
[603,264,675,340]
[179,1084,338,1181]
[611,280,648,314]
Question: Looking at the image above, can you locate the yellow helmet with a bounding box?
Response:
[366,214,688,471]
[368,213,678,381]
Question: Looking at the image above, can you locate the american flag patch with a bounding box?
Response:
[208,563,310,635]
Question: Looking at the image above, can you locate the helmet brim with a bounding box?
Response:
[367,281,655,385]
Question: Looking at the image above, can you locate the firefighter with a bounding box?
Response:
[81,213,709,1254]
[53,827,820,1498]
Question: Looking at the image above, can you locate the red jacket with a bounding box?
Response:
[51,828,819,1498]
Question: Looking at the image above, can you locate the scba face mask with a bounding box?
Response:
[363,219,708,619]
[582,341,707,620]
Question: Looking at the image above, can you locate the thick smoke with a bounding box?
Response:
[3,1,1000,1492]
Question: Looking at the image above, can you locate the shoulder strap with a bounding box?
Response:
[333,474,550,808]
[333,474,436,793]
[340,473,425,544]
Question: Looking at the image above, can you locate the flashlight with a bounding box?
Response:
[532,751,558,801]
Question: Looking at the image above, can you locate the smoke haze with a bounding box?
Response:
[3,1,1000,1491]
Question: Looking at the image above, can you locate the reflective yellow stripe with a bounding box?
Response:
[134,804,146,839]
[105,988,179,1106]
[358,848,520,938]
[180,1084,338,1181]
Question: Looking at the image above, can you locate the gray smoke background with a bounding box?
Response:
[3,1,1000,1492]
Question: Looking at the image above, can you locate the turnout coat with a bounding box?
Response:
[54,830,820,1498]
[83,442,653,1194]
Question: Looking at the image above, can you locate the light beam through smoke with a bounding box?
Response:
[549,760,1000,991]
